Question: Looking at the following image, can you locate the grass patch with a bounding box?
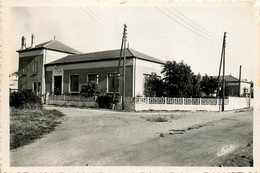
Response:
[146,116,168,122]
[10,107,65,150]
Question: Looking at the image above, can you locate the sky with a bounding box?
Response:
[2,1,260,82]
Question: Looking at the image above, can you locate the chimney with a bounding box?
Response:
[21,36,26,49]
[31,34,35,48]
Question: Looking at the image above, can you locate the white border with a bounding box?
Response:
[1,0,260,172]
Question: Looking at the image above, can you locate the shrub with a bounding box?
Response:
[97,95,113,108]
[144,72,165,97]
[10,90,42,109]
[80,82,101,97]
[146,116,168,122]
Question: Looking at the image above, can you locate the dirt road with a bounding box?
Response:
[11,107,253,166]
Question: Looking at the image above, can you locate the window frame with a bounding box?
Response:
[32,61,38,74]
[32,82,41,96]
[107,72,120,93]
[87,73,99,84]
[69,74,80,93]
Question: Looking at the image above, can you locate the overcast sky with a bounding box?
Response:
[3,1,260,82]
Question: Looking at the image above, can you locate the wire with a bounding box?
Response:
[170,7,216,37]
[80,7,121,35]
[133,36,219,46]
[164,7,216,40]
[90,7,121,32]
[155,7,212,40]
[131,31,219,43]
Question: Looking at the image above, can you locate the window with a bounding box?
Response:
[108,73,119,93]
[88,74,98,84]
[22,68,27,76]
[33,82,41,95]
[33,82,37,94]
[32,61,38,74]
[70,75,79,92]
[38,82,41,95]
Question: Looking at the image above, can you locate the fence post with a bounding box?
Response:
[182,97,184,105]
[165,97,167,105]
[249,96,251,108]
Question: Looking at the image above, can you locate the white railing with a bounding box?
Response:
[48,95,229,106]
[135,97,229,105]
[48,95,96,102]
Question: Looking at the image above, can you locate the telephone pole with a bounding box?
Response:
[113,24,127,110]
[122,24,127,110]
[217,32,226,112]
[221,32,226,112]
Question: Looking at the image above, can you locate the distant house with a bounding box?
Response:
[218,75,251,97]
[17,35,81,96]
[17,36,165,98]
[9,71,19,92]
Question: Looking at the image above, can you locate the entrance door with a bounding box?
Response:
[54,76,62,95]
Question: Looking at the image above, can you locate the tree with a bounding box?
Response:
[191,74,202,97]
[200,74,218,96]
[161,61,194,97]
[80,81,101,97]
[143,73,165,97]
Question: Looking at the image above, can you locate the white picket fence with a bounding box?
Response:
[135,97,228,105]
[48,95,96,102]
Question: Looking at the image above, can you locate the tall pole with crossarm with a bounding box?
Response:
[122,24,127,110]
[217,32,226,112]
[221,32,226,111]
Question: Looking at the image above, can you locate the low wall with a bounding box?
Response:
[134,97,253,111]
[46,96,253,111]
[47,100,98,108]
[135,104,220,111]
[224,97,253,110]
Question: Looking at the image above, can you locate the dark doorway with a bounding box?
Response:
[54,76,62,95]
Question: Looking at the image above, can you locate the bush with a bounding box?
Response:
[97,95,113,108]
[10,90,42,109]
[80,82,101,97]
[146,116,168,122]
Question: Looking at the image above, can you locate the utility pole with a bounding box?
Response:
[217,34,225,98]
[112,24,125,110]
[238,65,242,97]
[217,32,226,111]
[122,24,127,110]
[221,32,226,112]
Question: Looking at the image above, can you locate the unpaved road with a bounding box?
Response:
[11,107,253,166]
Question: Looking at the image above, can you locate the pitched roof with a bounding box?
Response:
[17,40,81,54]
[215,75,250,83]
[46,48,165,65]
